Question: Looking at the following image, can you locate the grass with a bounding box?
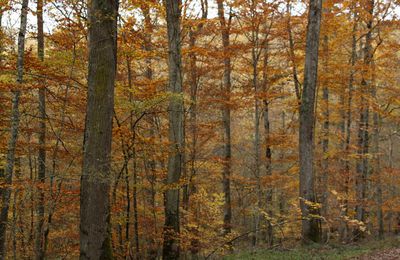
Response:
[224,238,400,260]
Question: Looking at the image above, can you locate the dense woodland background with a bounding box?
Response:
[0,0,399,259]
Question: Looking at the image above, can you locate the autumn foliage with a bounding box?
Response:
[0,0,399,258]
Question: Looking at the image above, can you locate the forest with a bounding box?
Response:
[0,0,399,259]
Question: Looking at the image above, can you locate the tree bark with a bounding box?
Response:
[252,37,262,248]
[299,0,322,244]
[287,0,301,102]
[162,0,184,259]
[35,0,46,258]
[0,0,28,257]
[340,10,357,242]
[320,32,329,221]
[217,0,232,236]
[262,41,273,246]
[183,0,207,213]
[125,48,140,258]
[355,0,373,230]
[80,0,118,259]
[371,61,383,239]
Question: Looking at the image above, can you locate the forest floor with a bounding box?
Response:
[225,237,400,259]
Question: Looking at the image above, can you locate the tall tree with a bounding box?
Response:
[80,0,118,258]
[299,0,322,243]
[320,8,329,222]
[355,0,374,232]
[339,6,358,242]
[183,0,208,212]
[286,0,301,102]
[262,40,273,246]
[372,76,384,238]
[217,0,232,236]
[0,0,29,257]
[162,0,184,259]
[35,0,46,258]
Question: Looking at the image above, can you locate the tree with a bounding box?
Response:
[355,0,374,231]
[299,0,323,243]
[217,0,233,236]
[162,0,184,259]
[79,0,118,258]
[35,0,46,258]
[0,0,28,257]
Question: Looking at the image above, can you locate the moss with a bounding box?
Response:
[225,238,400,260]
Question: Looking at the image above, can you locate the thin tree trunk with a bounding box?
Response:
[11,159,21,260]
[319,20,330,241]
[340,11,357,242]
[162,1,184,259]
[252,42,262,246]
[183,0,207,210]
[124,164,130,243]
[28,145,34,244]
[320,33,329,222]
[373,113,383,238]
[125,53,140,258]
[35,0,46,258]
[80,0,118,258]
[355,0,373,232]
[11,188,18,260]
[182,29,197,211]
[287,0,301,102]
[262,41,273,246]
[388,132,395,234]
[217,0,232,236]
[299,0,322,244]
[371,61,383,239]
[132,143,139,259]
[0,0,28,257]
[183,9,208,256]
[137,6,156,257]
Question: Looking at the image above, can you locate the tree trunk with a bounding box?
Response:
[80,0,118,258]
[132,145,140,259]
[0,0,28,257]
[299,0,322,244]
[126,53,140,258]
[252,44,262,247]
[355,0,373,233]
[35,0,46,258]
[286,0,301,102]
[262,42,273,246]
[371,61,383,239]
[320,32,329,221]
[217,0,232,236]
[183,1,207,212]
[340,11,357,242]
[162,1,184,259]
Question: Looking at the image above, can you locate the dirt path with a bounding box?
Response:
[354,248,400,260]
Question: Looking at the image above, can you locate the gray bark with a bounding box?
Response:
[35,0,46,258]
[139,5,157,257]
[252,33,261,248]
[287,0,301,102]
[320,32,329,220]
[262,42,273,246]
[162,0,184,259]
[0,0,28,257]
[299,0,322,243]
[80,0,118,258]
[371,62,383,239]
[355,0,373,229]
[339,11,357,242]
[217,0,232,236]
[183,0,207,213]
